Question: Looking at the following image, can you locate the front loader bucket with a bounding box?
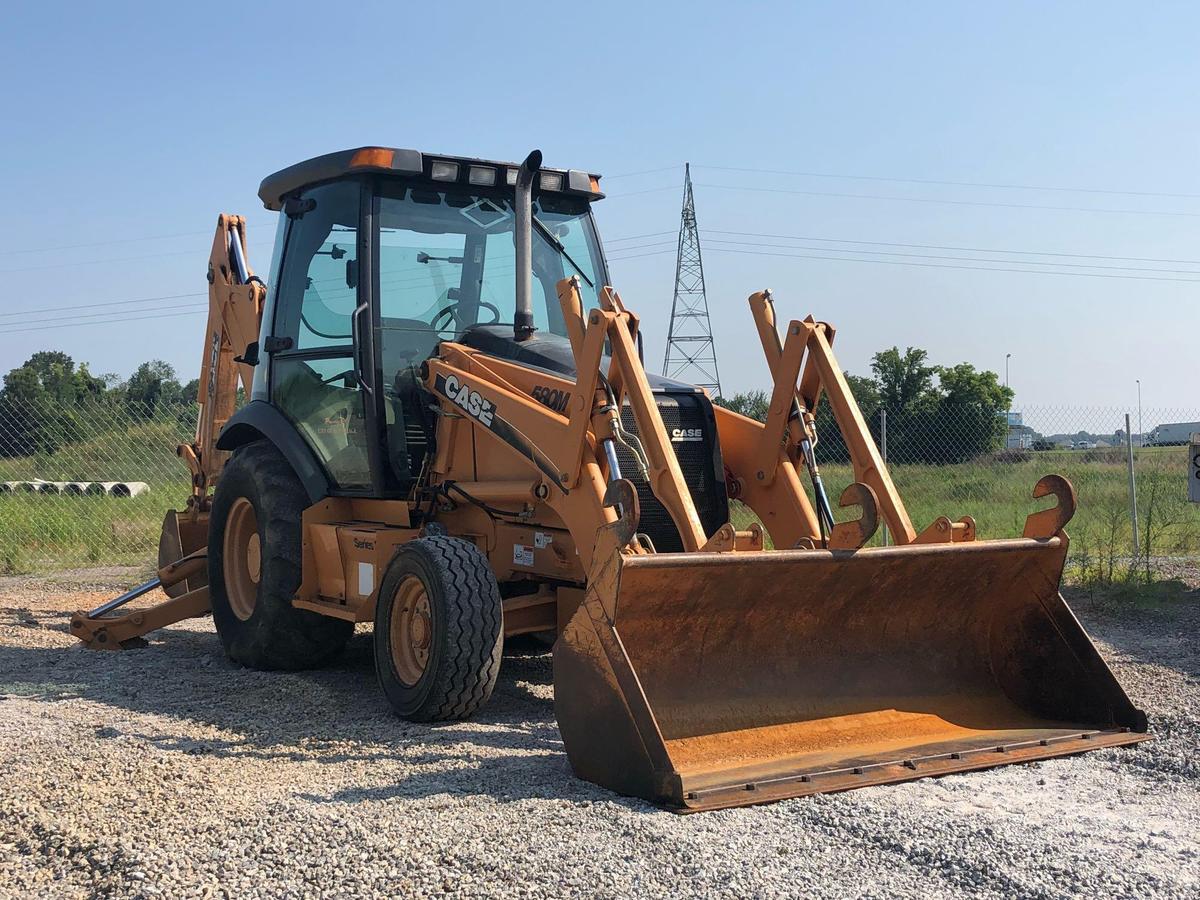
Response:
[555,531,1148,811]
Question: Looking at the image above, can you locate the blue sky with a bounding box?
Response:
[1,1,1197,412]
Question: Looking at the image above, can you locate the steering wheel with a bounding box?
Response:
[430,300,501,336]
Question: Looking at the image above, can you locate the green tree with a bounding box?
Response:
[928,363,1013,463]
[867,347,934,463]
[0,351,103,456]
[125,360,183,419]
[811,372,884,463]
[871,347,937,415]
[725,346,1010,467]
[713,390,770,422]
[181,378,201,405]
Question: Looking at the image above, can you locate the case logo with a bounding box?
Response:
[671,427,703,443]
[435,373,496,427]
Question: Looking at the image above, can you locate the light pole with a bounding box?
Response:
[1005,353,1013,449]
[1136,379,1142,444]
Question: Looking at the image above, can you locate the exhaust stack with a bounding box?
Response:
[513,149,542,341]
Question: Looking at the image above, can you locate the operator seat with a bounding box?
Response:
[379,316,441,488]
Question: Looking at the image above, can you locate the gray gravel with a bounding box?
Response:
[1,567,1197,899]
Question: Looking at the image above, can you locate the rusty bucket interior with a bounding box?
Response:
[554,538,1149,811]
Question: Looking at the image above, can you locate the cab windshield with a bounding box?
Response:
[371,183,605,371]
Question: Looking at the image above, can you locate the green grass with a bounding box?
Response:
[1,422,1196,580]
[731,445,1199,583]
[0,419,185,483]
[0,420,191,573]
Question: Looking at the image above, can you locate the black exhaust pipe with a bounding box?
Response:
[514,149,542,342]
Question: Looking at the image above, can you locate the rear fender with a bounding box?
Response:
[216,400,329,504]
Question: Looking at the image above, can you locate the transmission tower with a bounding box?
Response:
[662,163,721,395]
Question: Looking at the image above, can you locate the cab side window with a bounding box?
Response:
[270,182,371,490]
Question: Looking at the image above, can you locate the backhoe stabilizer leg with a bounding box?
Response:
[70,585,211,650]
[70,549,211,650]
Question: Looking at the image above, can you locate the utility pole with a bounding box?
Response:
[663,163,721,395]
[1005,353,1011,388]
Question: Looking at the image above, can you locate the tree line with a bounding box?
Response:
[0,344,1010,465]
[0,351,198,457]
[714,346,1013,465]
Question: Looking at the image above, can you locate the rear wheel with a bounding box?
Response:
[208,440,352,669]
[374,536,503,721]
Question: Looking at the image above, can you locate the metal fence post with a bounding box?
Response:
[1125,413,1140,561]
[880,408,889,547]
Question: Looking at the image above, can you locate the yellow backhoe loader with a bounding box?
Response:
[70,147,1148,811]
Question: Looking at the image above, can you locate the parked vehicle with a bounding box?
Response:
[1149,422,1200,446]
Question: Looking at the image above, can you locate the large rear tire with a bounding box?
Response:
[374,536,503,721]
[208,440,352,670]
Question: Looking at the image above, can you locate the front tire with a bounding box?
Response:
[374,536,503,721]
[208,440,352,670]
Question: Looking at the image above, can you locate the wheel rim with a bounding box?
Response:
[224,497,261,622]
[389,574,433,686]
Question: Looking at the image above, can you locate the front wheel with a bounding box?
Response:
[374,536,503,721]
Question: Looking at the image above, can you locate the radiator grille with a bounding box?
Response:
[614,393,727,552]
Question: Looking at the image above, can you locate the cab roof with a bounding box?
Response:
[257,147,604,210]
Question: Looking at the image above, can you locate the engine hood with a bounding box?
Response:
[458,325,702,394]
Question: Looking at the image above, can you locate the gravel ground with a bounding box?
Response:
[1,567,1197,899]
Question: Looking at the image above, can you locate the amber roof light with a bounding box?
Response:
[349,147,395,168]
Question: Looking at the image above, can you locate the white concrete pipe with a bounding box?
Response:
[97,481,150,497]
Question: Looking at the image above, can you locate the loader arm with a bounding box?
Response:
[727,290,917,547]
[424,277,713,570]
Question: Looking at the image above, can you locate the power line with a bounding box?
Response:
[0,242,273,275]
[608,240,678,255]
[2,307,208,335]
[603,185,680,200]
[694,164,1200,201]
[704,245,1200,283]
[1,301,206,329]
[696,182,1200,219]
[608,248,677,262]
[0,290,207,320]
[704,229,1200,266]
[604,230,676,243]
[601,166,680,180]
[0,221,277,257]
[703,237,1200,275]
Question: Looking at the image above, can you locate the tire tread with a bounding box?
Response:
[375,535,502,721]
[209,440,351,670]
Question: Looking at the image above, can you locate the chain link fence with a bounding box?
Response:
[727,403,1200,583]
[0,396,193,572]
[0,394,1196,580]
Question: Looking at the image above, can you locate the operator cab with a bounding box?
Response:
[256,147,609,496]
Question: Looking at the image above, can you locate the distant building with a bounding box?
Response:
[1005,411,1035,450]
